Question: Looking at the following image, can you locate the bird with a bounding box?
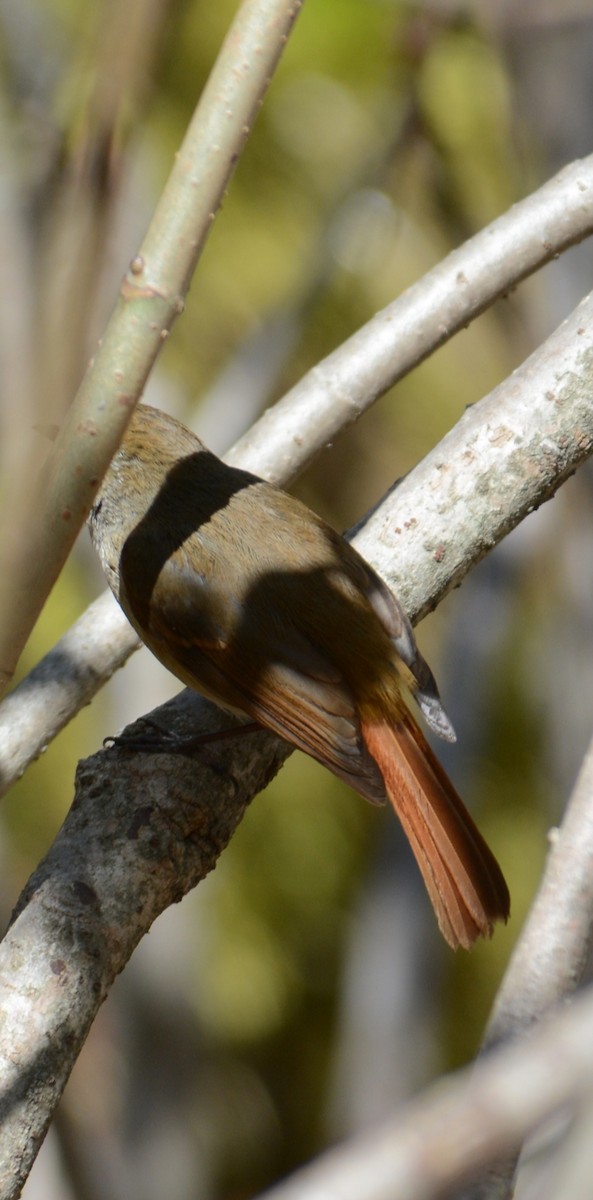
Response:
[88,403,510,949]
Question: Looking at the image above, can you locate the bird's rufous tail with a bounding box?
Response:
[362,714,510,950]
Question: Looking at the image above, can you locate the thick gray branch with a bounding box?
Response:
[0,694,289,1199]
[355,289,593,621]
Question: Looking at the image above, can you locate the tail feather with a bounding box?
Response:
[362,714,510,950]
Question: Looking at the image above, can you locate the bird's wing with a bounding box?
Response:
[132,547,387,805]
[360,566,457,742]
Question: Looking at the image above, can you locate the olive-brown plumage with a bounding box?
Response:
[89,404,510,949]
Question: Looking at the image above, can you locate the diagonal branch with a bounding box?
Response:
[355,288,593,622]
[254,979,593,1200]
[459,710,593,1200]
[227,154,593,482]
[0,0,304,699]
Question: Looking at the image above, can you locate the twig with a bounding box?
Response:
[488,732,593,1039]
[0,0,304,698]
[254,981,593,1200]
[0,592,138,793]
[458,726,593,1199]
[227,155,593,482]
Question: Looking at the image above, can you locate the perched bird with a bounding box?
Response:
[89,404,510,949]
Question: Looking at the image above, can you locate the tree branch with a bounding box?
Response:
[355,289,593,622]
[458,715,593,1200]
[0,694,289,1200]
[0,0,304,698]
[254,980,593,1200]
[227,155,593,482]
[0,591,139,794]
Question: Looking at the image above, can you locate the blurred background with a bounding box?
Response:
[1,0,593,1196]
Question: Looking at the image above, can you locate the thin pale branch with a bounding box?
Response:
[227,154,593,482]
[38,0,180,417]
[0,592,139,792]
[458,728,593,1200]
[254,981,593,1200]
[0,0,304,699]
